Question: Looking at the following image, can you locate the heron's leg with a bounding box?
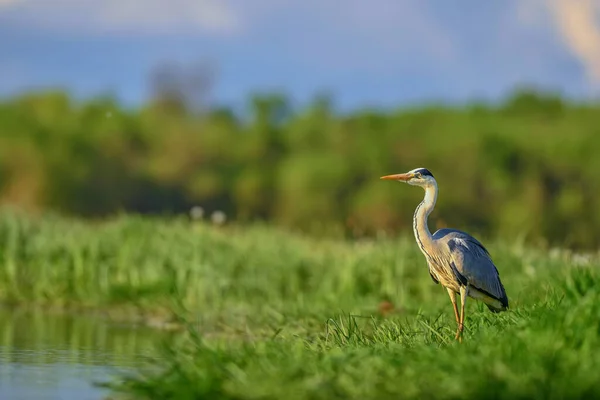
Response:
[446,287,459,325]
[455,284,469,342]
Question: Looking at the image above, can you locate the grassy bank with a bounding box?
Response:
[103,234,600,399]
[1,210,598,398]
[107,279,600,400]
[0,207,546,324]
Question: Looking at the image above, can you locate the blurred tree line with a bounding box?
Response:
[0,66,599,249]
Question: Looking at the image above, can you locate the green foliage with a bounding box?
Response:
[0,210,598,399]
[1,89,599,248]
[87,214,600,400]
[0,209,462,319]
[109,300,600,400]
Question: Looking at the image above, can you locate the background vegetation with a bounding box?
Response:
[1,84,598,249]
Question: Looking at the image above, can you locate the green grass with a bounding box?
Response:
[105,266,600,400]
[0,209,599,399]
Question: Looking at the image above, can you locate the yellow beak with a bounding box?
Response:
[380,173,413,182]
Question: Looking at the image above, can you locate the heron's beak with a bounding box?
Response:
[380,173,413,182]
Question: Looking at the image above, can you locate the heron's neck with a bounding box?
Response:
[413,183,437,253]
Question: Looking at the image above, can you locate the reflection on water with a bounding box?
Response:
[0,307,170,400]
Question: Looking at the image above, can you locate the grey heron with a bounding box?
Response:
[381,167,509,341]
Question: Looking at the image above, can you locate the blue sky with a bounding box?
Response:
[1,0,600,112]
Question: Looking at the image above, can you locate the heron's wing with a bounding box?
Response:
[428,268,439,284]
[446,236,508,307]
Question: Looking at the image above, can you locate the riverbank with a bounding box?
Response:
[0,209,428,330]
[3,210,600,399]
[102,229,600,400]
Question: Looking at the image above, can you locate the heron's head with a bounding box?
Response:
[380,167,436,188]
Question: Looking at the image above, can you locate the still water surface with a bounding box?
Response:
[0,308,170,400]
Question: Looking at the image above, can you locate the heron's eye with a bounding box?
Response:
[414,173,422,179]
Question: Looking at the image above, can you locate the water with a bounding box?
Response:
[0,307,171,400]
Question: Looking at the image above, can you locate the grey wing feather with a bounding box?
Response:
[434,229,508,308]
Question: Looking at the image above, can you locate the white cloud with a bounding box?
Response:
[551,0,600,88]
[0,0,21,6]
[517,0,600,91]
[0,0,455,61]
[3,0,595,98]
[0,0,242,35]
